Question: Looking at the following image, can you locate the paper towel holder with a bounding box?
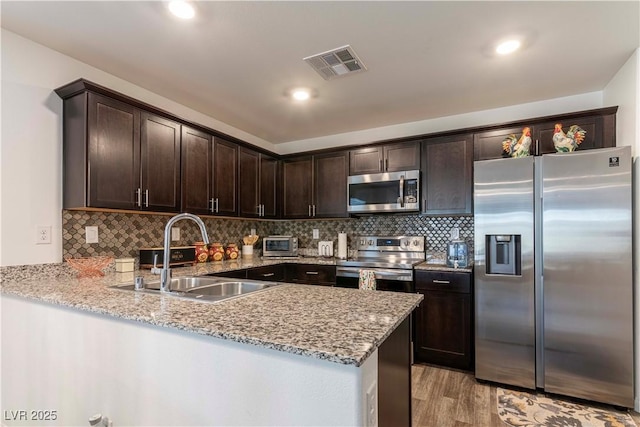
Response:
[337,232,348,260]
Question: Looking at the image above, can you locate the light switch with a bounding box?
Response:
[171,227,181,241]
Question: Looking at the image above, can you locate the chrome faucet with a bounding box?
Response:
[152,213,210,292]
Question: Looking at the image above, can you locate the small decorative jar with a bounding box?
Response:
[209,242,225,262]
[225,243,239,260]
[194,242,209,263]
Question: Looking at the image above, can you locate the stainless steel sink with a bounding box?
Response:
[185,281,272,297]
[110,276,280,303]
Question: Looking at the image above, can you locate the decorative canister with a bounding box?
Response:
[209,242,225,262]
[225,243,239,260]
[194,242,209,263]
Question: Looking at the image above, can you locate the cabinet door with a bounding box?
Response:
[533,113,616,155]
[181,127,212,215]
[260,154,279,218]
[422,134,473,215]
[473,126,528,161]
[284,264,336,285]
[384,141,421,172]
[140,112,181,212]
[212,138,238,216]
[238,147,260,217]
[282,157,313,218]
[414,290,472,370]
[87,93,141,209]
[349,147,383,175]
[314,152,348,218]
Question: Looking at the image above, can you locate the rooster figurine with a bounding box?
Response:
[502,127,532,158]
[552,123,586,152]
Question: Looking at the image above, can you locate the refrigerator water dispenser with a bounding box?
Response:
[486,234,521,275]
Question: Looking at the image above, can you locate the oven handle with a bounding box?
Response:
[399,175,405,208]
[336,266,413,282]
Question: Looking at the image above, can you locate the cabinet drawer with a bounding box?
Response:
[246,265,285,282]
[415,270,470,293]
[285,264,336,285]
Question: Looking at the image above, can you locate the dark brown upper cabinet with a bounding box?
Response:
[349,141,421,175]
[181,132,237,216]
[239,147,278,218]
[421,134,473,215]
[473,126,527,161]
[212,138,238,216]
[181,127,212,215]
[313,151,349,218]
[282,156,313,218]
[533,112,616,155]
[62,91,181,211]
[473,107,617,161]
[140,112,181,212]
[282,152,349,219]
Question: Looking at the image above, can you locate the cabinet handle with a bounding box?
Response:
[385,158,389,171]
[423,199,426,212]
[379,159,383,171]
[215,198,219,213]
[209,198,214,213]
[535,139,540,156]
[262,272,275,277]
[305,271,319,275]
[312,205,316,217]
[433,279,450,284]
[308,205,312,217]
[144,189,149,208]
[261,204,265,217]
[256,205,261,215]
[135,188,142,207]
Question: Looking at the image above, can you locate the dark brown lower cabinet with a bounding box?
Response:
[413,270,473,371]
[284,264,336,286]
[209,264,336,286]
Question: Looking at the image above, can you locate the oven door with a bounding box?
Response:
[335,266,414,292]
[347,170,419,213]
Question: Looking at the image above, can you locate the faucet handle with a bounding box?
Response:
[134,276,145,290]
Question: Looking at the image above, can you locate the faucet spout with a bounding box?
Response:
[156,213,210,292]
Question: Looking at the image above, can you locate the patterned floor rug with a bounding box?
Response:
[497,388,636,427]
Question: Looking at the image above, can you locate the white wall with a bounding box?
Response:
[0,29,275,267]
[603,47,640,411]
[2,294,377,426]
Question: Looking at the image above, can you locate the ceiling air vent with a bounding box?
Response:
[303,45,367,80]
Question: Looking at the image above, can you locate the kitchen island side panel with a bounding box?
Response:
[1,295,376,427]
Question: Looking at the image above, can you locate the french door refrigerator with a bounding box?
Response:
[474,146,633,408]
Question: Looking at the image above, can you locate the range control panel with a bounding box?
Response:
[356,236,425,253]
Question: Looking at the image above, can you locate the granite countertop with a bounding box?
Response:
[414,261,474,273]
[0,257,422,367]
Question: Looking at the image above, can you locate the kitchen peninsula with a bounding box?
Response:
[1,258,421,427]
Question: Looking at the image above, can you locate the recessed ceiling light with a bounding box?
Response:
[168,1,195,19]
[291,89,311,101]
[496,40,521,55]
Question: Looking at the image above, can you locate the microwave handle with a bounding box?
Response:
[399,175,405,208]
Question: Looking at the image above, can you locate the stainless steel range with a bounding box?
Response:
[335,235,425,292]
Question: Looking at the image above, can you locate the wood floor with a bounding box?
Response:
[411,363,640,427]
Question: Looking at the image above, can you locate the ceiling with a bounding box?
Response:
[1,1,638,145]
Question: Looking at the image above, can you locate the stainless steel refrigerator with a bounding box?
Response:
[474,146,633,408]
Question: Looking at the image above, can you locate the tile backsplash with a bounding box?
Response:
[63,210,473,260]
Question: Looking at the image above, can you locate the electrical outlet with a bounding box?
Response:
[171,227,181,241]
[85,226,99,244]
[312,229,319,239]
[36,226,52,245]
[250,228,256,236]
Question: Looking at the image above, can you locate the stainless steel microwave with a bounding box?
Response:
[263,236,298,257]
[347,170,420,213]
